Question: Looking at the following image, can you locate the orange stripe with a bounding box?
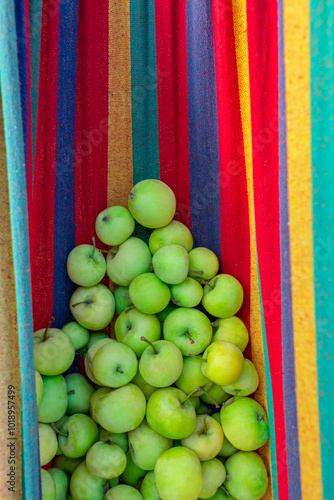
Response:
[0,93,22,499]
[232,2,272,498]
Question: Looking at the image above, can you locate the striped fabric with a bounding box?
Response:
[0,0,333,498]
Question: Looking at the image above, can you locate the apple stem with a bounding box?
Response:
[116,366,124,374]
[67,390,75,395]
[124,307,132,314]
[43,316,55,341]
[221,485,230,495]
[203,414,208,434]
[141,336,158,355]
[222,396,236,408]
[105,439,112,445]
[189,269,204,276]
[185,331,195,344]
[51,423,68,437]
[91,236,97,262]
[188,353,205,362]
[71,299,93,308]
[181,386,202,406]
[201,388,220,409]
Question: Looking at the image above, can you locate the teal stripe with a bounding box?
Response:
[129,0,160,241]
[311,1,334,496]
[256,249,279,499]
[29,0,42,179]
[0,1,41,498]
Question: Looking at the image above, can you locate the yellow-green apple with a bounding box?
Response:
[115,307,161,357]
[89,387,111,422]
[188,247,219,280]
[37,375,67,423]
[106,237,152,286]
[163,307,212,355]
[39,423,58,466]
[92,341,138,388]
[175,356,212,397]
[41,469,56,500]
[181,414,224,461]
[152,244,189,284]
[149,220,193,254]
[201,341,244,386]
[202,274,243,318]
[128,179,176,228]
[139,339,183,387]
[70,284,115,330]
[34,325,75,376]
[128,419,173,470]
[66,242,106,287]
[86,440,127,479]
[35,370,43,406]
[95,206,135,246]
[48,468,69,500]
[220,397,269,451]
[146,387,196,440]
[105,484,144,499]
[95,383,146,433]
[212,414,239,457]
[200,458,226,498]
[224,451,268,500]
[65,373,95,415]
[129,273,171,315]
[154,446,203,500]
[140,471,160,500]
[212,316,249,352]
[62,321,90,351]
[57,414,99,458]
[222,359,259,396]
[85,338,116,385]
[171,277,203,307]
[69,460,106,500]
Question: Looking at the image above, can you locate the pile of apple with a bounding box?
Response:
[34,179,269,500]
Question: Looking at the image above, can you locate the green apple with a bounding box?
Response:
[39,423,58,465]
[89,387,112,422]
[66,243,106,287]
[62,322,90,351]
[149,220,193,255]
[128,419,173,470]
[146,387,196,440]
[121,452,147,486]
[58,414,99,458]
[220,397,269,451]
[156,301,178,323]
[154,446,203,500]
[163,307,212,355]
[86,332,110,350]
[41,469,56,500]
[131,369,159,400]
[212,316,249,352]
[222,359,259,396]
[85,338,116,384]
[95,383,146,433]
[35,369,43,405]
[201,341,244,386]
[200,458,226,498]
[92,341,138,388]
[86,440,127,479]
[139,339,183,387]
[69,460,106,500]
[34,326,75,376]
[200,384,229,406]
[181,414,224,461]
[95,206,135,246]
[115,307,161,356]
[65,373,95,415]
[128,179,176,228]
[152,244,189,284]
[224,451,268,500]
[38,375,67,423]
[98,428,128,452]
[70,284,115,330]
[53,455,83,474]
[105,484,143,500]
[175,356,212,396]
[188,247,219,280]
[202,274,243,318]
[129,273,171,314]
[140,471,160,500]
[114,286,132,315]
[106,237,152,286]
[48,468,69,500]
[171,277,203,307]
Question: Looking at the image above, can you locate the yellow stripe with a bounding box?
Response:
[232,2,272,498]
[108,0,134,209]
[284,2,322,498]
[0,93,22,498]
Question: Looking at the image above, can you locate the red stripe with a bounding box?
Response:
[246,0,289,495]
[155,0,191,229]
[74,0,109,246]
[30,0,59,330]
[211,0,251,337]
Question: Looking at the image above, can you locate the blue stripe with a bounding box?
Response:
[0,2,41,498]
[278,0,302,497]
[14,0,29,171]
[185,0,221,260]
[53,0,78,327]
[29,0,42,175]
